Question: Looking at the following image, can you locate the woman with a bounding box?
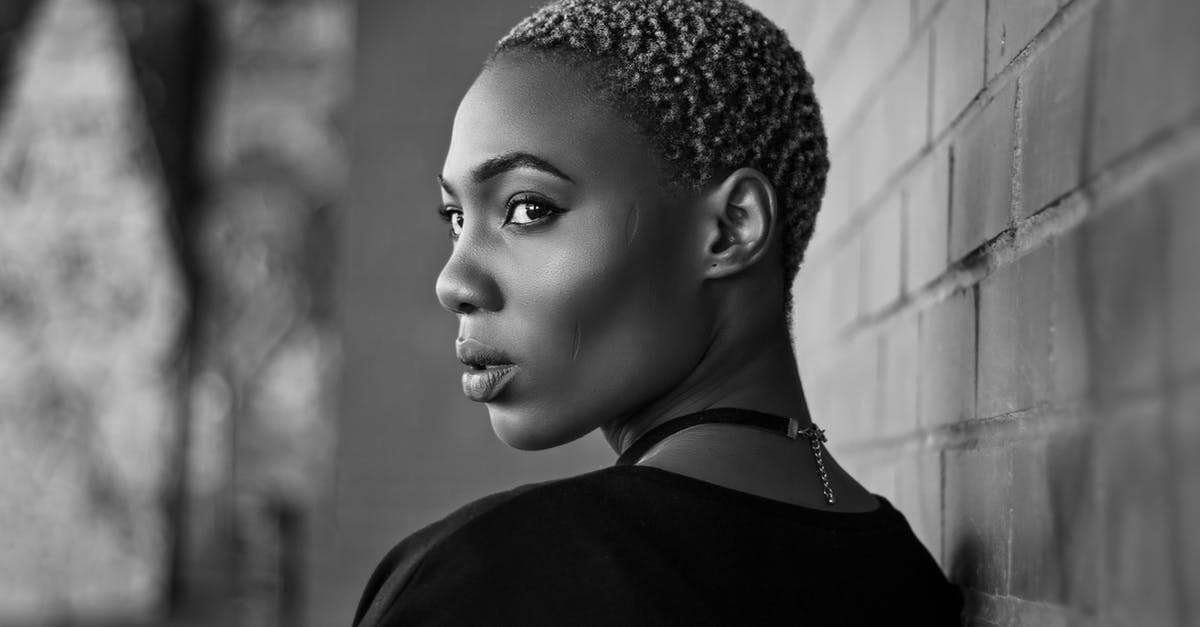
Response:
[353,0,964,624]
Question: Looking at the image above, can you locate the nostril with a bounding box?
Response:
[435,255,502,314]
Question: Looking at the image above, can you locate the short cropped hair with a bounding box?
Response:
[492,0,829,314]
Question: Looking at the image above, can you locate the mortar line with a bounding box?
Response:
[823,0,941,145]
[807,0,871,81]
[796,107,1200,358]
[834,379,1188,458]
[807,0,1101,268]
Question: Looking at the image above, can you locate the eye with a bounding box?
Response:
[505,196,562,226]
[437,205,464,239]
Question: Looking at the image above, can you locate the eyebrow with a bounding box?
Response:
[437,151,574,194]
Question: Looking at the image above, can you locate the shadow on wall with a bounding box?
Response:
[946,427,1097,621]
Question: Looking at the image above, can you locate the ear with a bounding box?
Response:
[698,167,778,279]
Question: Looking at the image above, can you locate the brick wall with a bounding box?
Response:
[748,1,1200,625]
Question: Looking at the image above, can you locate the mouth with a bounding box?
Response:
[461,358,515,371]
[456,338,517,402]
[461,364,518,402]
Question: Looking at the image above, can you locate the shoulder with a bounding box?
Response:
[423,465,632,543]
[352,467,627,626]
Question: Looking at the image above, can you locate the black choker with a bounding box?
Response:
[615,407,836,505]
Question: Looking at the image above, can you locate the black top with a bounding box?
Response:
[351,448,964,626]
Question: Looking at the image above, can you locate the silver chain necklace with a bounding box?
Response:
[616,407,837,506]
[788,420,835,505]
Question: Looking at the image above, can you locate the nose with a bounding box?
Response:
[435,242,503,315]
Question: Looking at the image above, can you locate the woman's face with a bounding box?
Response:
[435,53,713,450]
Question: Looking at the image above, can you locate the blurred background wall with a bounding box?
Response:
[1,0,350,624]
[0,0,184,620]
[1,1,1198,626]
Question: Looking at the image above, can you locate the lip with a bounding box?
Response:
[461,364,518,402]
[456,338,517,402]
[456,337,515,368]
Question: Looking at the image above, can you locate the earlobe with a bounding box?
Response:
[701,168,777,279]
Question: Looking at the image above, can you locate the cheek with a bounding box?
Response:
[510,200,704,400]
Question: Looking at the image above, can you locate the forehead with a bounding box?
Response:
[442,53,657,187]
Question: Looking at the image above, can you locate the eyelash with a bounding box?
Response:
[504,194,565,225]
[436,194,566,240]
[436,204,463,238]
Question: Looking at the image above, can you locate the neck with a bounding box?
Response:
[601,305,812,455]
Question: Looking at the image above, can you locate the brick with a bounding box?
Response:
[853,456,898,499]
[931,0,985,133]
[905,147,950,291]
[803,357,838,425]
[821,333,879,445]
[1098,402,1178,625]
[1164,158,1200,380]
[986,0,1058,78]
[1018,11,1092,218]
[877,313,919,438]
[812,0,911,136]
[791,337,826,389]
[911,0,943,30]
[877,31,932,172]
[860,194,903,316]
[802,0,863,73]
[842,121,878,214]
[965,594,1079,627]
[1007,601,1073,627]
[844,332,880,444]
[950,82,1016,261]
[748,0,796,35]
[826,235,862,333]
[963,592,1089,627]
[1173,384,1200,622]
[893,451,942,562]
[918,288,976,427]
[1083,197,1167,402]
[816,148,853,239]
[774,2,817,52]
[977,244,1053,418]
[845,32,931,212]
[1009,430,1098,610]
[944,445,1011,595]
[789,265,828,350]
[1050,232,1090,404]
[1090,0,1200,170]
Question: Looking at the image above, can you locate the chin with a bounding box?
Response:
[486,403,592,451]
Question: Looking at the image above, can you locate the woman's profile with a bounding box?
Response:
[353,0,964,624]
